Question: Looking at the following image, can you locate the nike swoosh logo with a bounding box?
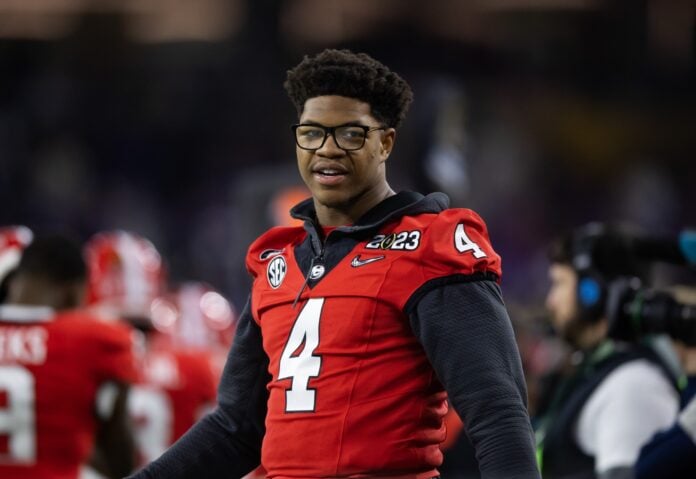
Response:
[351,255,386,268]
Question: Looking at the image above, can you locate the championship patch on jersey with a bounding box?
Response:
[365,230,421,251]
[267,256,287,289]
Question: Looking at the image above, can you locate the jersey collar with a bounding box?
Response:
[0,304,55,323]
[290,191,450,233]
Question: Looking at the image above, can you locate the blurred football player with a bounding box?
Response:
[151,281,236,379]
[84,232,220,467]
[84,230,164,327]
[0,234,137,479]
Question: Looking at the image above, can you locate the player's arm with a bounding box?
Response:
[128,298,270,478]
[408,279,540,479]
[88,382,135,478]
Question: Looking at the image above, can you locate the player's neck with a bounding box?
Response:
[315,185,395,227]
[7,277,80,310]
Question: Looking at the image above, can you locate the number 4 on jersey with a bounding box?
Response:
[455,223,487,258]
[278,298,324,412]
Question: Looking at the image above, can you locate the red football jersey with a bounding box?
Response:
[246,208,501,478]
[0,307,136,479]
[128,334,218,465]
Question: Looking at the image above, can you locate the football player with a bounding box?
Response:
[150,281,236,380]
[0,234,136,479]
[132,49,539,479]
[84,232,220,467]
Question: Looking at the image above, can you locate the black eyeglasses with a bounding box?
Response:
[291,124,385,151]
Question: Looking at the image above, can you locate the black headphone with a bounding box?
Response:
[571,223,609,323]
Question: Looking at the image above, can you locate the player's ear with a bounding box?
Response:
[380,128,396,162]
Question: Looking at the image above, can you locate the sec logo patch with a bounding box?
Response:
[267,256,287,289]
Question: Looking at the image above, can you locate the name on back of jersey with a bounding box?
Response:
[0,326,48,364]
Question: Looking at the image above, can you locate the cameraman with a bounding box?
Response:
[634,286,696,478]
[536,223,680,479]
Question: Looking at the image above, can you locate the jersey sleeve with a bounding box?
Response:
[405,210,539,477]
[245,226,304,280]
[419,209,501,282]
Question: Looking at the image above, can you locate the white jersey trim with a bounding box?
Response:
[0,304,54,323]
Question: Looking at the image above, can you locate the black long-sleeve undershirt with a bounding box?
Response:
[408,279,540,479]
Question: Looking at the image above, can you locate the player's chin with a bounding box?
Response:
[311,187,354,210]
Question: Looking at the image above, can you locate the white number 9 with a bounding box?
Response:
[128,386,173,463]
[0,365,36,464]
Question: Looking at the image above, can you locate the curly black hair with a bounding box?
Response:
[284,49,413,129]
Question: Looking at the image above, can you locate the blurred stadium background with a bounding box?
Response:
[1,0,694,317]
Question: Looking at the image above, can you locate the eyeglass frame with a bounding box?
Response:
[291,123,386,151]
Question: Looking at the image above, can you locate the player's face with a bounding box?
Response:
[545,264,580,339]
[296,95,395,225]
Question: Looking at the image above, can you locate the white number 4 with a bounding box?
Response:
[455,224,487,258]
[278,298,323,412]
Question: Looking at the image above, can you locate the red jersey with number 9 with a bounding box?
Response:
[129,335,218,466]
[246,208,501,478]
[0,308,137,479]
